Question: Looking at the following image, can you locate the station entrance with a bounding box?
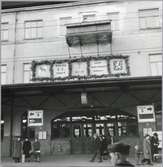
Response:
[51,109,138,154]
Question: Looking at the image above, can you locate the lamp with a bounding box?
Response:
[81,92,87,105]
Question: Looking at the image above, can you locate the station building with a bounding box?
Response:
[1,0,162,157]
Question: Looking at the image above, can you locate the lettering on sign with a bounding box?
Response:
[71,62,88,77]
[90,60,108,76]
[28,110,43,127]
[53,62,69,78]
[137,105,155,123]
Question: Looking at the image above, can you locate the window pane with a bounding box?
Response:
[1,65,7,72]
[1,73,6,84]
[25,29,31,39]
[37,27,43,38]
[139,9,159,17]
[24,20,43,39]
[150,54,162,62]
[150,63,158,76]
[157,62,162,75]
[139,18,146,29]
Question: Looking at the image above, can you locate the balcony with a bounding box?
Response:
[66,20,112,47]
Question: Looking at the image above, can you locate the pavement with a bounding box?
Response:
[1,154,162,167]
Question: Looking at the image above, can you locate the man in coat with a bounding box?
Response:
[109,142,134,167]
[33,138,41,162]
[90,133,102,162]
[141,135,153,165]
[12,137,22,163]
[23,137,32,162]
[151,133,159,161]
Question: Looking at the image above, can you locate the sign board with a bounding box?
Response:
[89,60,108,76]
[71,62,88,77]
[53,62,69,78]
[110,58,127,74]
[137,105,155,123]
[28,110,43,127]
[38,131,47,139]
[35,64,51,78]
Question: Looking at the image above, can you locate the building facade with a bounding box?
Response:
[1,0,162,157]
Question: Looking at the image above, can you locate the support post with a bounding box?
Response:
[9,95,14,157]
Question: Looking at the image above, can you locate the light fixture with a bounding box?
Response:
[22,119,27,123]
[81,92,87,104]
[1,120,4,124]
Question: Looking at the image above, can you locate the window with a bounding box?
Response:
[23,63,32,83]
[107,12,119,31]
[1,22,9,41]
[24,20,43,39]
[149,54,162,76]
[1,64,7,84]
[139,8,161,29]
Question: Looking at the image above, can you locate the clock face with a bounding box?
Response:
[36,64,50,78]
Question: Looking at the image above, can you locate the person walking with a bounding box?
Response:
[33,138,41,162]
[12,137,22,163]
[100,135,109,161]
[90,133,102,162]
[141,135,153,165]
[109,142,135,167]
[23,137,32,162]
[151,133,159,161]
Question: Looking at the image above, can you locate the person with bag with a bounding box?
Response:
[23,137,32,162]
[12,137,22,163]
[141,135,153,165]
[33,138,41,162]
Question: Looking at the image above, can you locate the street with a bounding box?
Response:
[1,155,161,167]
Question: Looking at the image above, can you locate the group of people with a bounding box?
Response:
[135,133,159,165]
[12,137,41,163]
[90,133,134,167]
[90,132,160,167]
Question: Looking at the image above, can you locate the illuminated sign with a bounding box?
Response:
[28,110,43,126]
[137,105,155,123]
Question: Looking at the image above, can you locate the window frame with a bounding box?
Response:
[24,19,43,40]
[149,53,162,76]
[1,64,7,85]
[23,63,32,83]
[138,8,161,30]
[1,22,9,42]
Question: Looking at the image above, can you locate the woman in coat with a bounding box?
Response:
[142,135,153,165]
[12,137,22,163]
[23,137,32,162]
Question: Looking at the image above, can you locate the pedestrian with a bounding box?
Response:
[151,132,159,161]
[23,137,32,162]
[141,134,153,165]
[109,142,135,167]
[33,138,41,162]
[101,135,109,161]
[12,137,22,163]
[90,133,102,162]
[134,142,143,165]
